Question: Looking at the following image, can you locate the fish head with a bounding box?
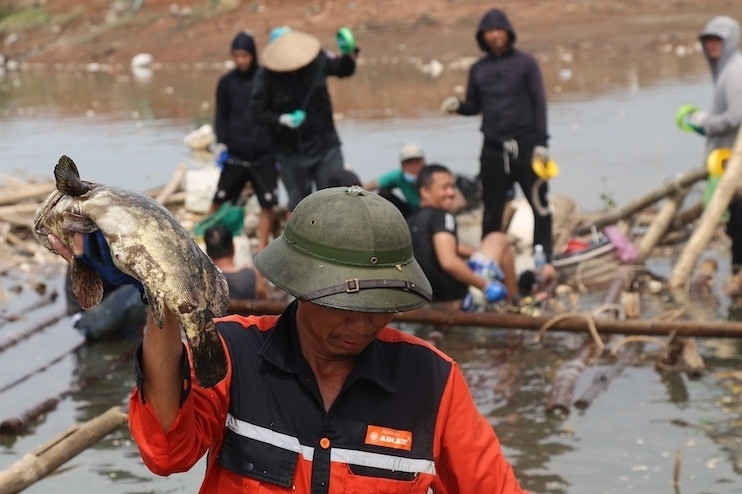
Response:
[33,189,98,254]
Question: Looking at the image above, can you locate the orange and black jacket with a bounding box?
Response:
[129,301,527,493]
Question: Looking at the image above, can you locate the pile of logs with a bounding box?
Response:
[0,166,199,274]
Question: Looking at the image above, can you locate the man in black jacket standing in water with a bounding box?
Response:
[442,8,552,259]
[209,31,278,252]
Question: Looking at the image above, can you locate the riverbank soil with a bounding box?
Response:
[2,1,742,67]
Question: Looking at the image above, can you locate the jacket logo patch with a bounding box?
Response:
[365,425,412,451]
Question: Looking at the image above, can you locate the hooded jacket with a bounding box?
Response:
[700,15,742,154]
[457,9,548,150]
[214,32,274,162]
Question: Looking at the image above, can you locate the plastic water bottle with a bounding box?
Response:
[533,244,546,280]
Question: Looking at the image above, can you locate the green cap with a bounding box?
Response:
[255,186,431,312]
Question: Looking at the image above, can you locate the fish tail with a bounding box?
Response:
[190,325,227,388]
[54,155,90,196]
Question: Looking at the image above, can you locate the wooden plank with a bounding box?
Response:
[0,407,128,494]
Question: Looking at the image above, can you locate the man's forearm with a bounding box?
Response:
[141,307,185,431]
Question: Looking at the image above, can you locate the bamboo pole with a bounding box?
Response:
[0,346,136,436]
[0,342,86,395]
[0,291,59,327]
[0,183,56,207]
[229,299,742,338]
[0,309,66,354]
[545,342,595,417]
[575,168,707,235]
[0,407,128,494]
[155,163,187,205]
[669,127,742,288]
[543,275,625,416]
[636,189,688,263]
[573,341,642,410]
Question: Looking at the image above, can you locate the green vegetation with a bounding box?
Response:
[0,5,84,34]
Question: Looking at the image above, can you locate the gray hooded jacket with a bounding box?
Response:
[700,16,742,154]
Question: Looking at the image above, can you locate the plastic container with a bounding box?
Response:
[534,244,547,270]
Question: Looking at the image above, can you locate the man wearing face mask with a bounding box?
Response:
[363,142,426,218]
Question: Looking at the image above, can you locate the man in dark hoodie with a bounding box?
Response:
[251,28,358,211]
[442,8,552,260]
[210,31,278,252]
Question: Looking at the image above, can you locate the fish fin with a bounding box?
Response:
[189,319,227,388]
[149,296,166,329]
[70,259,104,309]
[54,155,90,197]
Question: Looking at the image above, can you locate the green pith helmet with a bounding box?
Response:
[254,187,432,312]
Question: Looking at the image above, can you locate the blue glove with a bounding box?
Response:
[483,281,508,303]
[336,27,356,55]
[278,109,306,129]
[75,230,145,298]
[216,149,229,169]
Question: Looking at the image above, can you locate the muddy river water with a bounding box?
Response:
[2,45,742,493]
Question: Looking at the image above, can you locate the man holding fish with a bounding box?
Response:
[38,161,528,492]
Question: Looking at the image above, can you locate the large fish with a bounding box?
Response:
[33,155,229,388]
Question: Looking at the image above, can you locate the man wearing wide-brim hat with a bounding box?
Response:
[251,27,359,212]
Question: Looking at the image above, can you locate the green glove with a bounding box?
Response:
[336,27,356,55]
[675,104,705,134]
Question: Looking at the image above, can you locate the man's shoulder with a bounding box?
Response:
[216,313,278,334]
[378,168,403,183]
[409,206,450,219]
[377,326,455,365]
[511,48,539,65]
[408,207,456,233]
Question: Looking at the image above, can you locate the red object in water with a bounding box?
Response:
[564,239,589,254]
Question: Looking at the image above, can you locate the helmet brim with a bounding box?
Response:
[255,234,431,313]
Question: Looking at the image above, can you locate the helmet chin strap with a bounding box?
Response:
[299,278,432,302]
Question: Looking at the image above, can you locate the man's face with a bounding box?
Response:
[702,35,724,61]
[232,49,253,72]
[420,171,457,211]
[483,28,509,55]
[401,157,425,176]
[296,302,394,359]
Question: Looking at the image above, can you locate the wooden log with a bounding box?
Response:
[545,341,595,417]
[680,338,705,378]
[573,341,643,410]
[0,183,56,207]
[0,342,86,395]
[575,168,707,235]
[543,275,625,417]
[0,406,128,494]
[636,189,688,262]
[674,200,704,227]
[669,126,742,288]
[0,203,38,219]
[155,163,187,205]
[0,309,65,353]
[0,290,59,325]
[0,347,136,435]
[227,299,742,338]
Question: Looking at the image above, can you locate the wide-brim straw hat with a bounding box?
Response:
[262,30,321,72]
